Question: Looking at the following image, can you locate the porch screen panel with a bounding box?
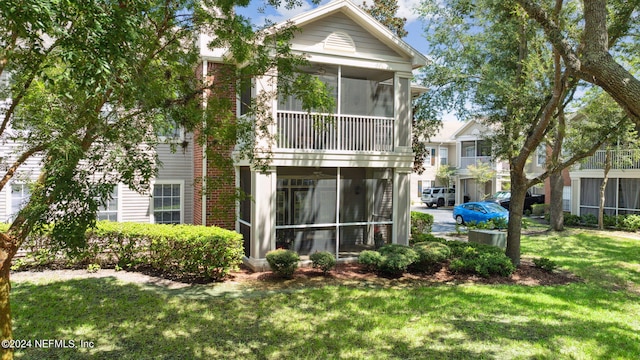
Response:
[580,178,616,215]
[239,167,251,257]
[339,168,366,223]
[276,227,336,256]
[338,168,393,256]
[619,178,640,212]
[340,77,394,117]
[239,167,251,222]
[397,77,409,147]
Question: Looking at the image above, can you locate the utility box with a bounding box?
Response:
[468,230,507,249]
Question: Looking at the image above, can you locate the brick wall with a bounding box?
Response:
[193,61,237,230]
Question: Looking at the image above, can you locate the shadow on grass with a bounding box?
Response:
[523,231,640,293]
[10,275,640,359]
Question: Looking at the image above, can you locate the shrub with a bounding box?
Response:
[580,213,597,226]
[411,242,451,273]
[358,250,383,272]
[603,214,618,228]
[533,257,557,272]
[564,214,581,226]
[310,251,336,275]
[86,263,101,273]
[531,203,548,216]
[377,244,419,276]
[12,221,245,281]
[266,249,300,279]
[411,233,446,244]
[449,252,515,278]
[622,214,640,231]
[410,212,434,237]
[446,241,514,278]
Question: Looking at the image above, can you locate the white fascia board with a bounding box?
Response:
[300,52,414,73]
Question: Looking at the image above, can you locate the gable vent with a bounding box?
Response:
[324,32,356,52]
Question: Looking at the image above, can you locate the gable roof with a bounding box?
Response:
[279,0,429,69]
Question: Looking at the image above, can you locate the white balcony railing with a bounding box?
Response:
[277,111,394,152]
[580,149,640,170]
[459,156,509,172]
[459,156,492,168]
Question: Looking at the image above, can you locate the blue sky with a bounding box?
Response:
[235,0,430,55]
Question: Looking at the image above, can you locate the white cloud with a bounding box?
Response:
[247,0,422,28]
[356,0,422,24]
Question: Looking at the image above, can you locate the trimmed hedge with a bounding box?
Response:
[9,221,244,281]
[358,244,418,277]
[410,241,451,273]
[410,212,434,238]
[309,251,336,275]
[366,234,515,278]
[266,249,299,279]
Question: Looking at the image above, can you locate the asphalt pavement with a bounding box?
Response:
[411,205,457,234]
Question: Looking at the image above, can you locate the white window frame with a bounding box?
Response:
[157,125,185,144]
[6,182,31,222]
[150,180,184,224]
[425,147,436,167]
[439,147,448,165]
[97,184,121,222]
[537,144,547,166]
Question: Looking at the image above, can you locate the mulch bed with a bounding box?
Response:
[226,259,581,286]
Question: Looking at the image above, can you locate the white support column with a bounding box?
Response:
[393,168,412,245]
[250,167,276,260]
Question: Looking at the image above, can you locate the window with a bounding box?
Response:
[562,186,571,212]
[152,182,182,224]
[425,148,436,166]
[477,140,491,156]
[537,144,547,166]
[461,141,476,157]
[10,183,30,219]
[239,78,252,116]
[97,186,118,222]
[440,147,448,165]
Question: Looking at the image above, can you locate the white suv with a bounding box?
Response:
[422,187,455,208]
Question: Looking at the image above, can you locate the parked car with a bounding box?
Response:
[453,201,509,225]
[485,190,545,212]
[421,187,455,208]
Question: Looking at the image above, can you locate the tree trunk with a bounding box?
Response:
[506,172,527,266]
[549,172,564,231]
[0,233,17,360]
[598,149,612,230]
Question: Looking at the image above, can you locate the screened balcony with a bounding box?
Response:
[277,64,395,152]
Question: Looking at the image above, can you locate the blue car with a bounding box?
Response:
[453,201,509,226]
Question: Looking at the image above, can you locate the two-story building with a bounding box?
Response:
[227,0,427,270]
[412,119,511,205]
[1,0,428,270]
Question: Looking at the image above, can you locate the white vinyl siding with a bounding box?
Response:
[155,140,194,224]
[293,13,405,61]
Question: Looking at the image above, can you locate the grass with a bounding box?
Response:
[10,230,640,359]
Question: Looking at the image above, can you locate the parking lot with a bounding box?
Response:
[411,205,457,234]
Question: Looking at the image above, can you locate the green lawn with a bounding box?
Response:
[10,230,640,359]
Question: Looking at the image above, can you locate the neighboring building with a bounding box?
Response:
[411,120,461,203]
[569,149,640,216]
[451,120,511,204]
[413,119,567,208]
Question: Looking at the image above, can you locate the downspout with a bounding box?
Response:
[202,60,208,225]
